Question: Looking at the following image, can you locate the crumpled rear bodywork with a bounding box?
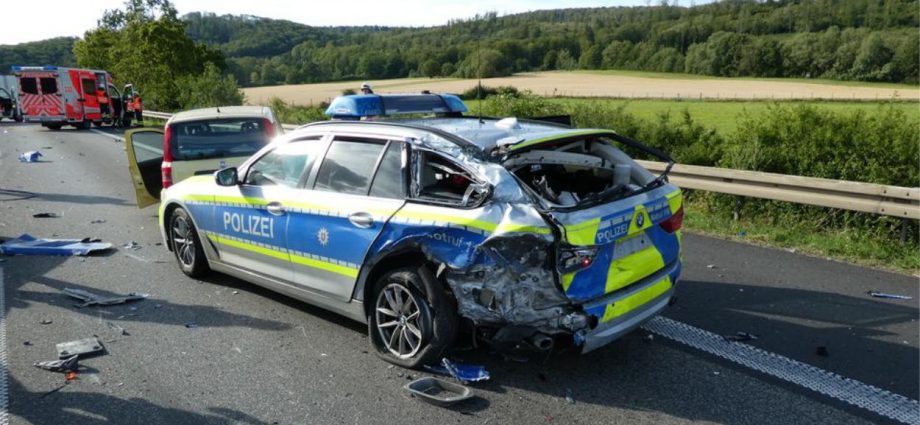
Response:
[365,132,682,349]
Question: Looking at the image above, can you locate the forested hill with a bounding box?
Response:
[0,37,77,74]
[4,1,918,87]
[185,0,919,86]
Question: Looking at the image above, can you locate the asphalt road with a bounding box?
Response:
[0,122,917,425]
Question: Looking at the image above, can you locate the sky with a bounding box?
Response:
[4,0,682,45]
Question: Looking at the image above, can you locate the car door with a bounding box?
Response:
[79,74,100,120]
[287,135,406,301]
[124,128,165,208]
[210,137,327,283]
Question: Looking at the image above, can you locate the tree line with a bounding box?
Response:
[181,0,919,86]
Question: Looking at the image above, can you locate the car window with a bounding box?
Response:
[80,78,94,96]
[20,78,38,95]
[369,141,404,199]
[245,138,323,188]
[40,78,58,95]
[314,137,386,195]
[415,151,483,205]
[171,118,272,161]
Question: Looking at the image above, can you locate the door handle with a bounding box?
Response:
[348,212,374,228]
[266,202,285,216]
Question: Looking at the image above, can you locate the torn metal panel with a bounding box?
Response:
[34,355,79,372]
[0,234,113,256]
[56,337,105,359]
[63,287,148,308]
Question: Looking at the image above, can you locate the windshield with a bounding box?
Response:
[170,118,270,161]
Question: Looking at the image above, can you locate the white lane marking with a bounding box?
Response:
[89,128,124,143]
[0,269,8,425]
[642,316,920,425]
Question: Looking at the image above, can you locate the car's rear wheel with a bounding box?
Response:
[169,208,209,278]
[46,124,62,131]
[368,266,457,368]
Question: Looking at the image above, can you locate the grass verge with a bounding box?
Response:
[684,195,919,275]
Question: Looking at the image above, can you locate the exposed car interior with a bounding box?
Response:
[416,151,486,206]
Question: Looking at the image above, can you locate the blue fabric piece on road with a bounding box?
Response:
[0,234,113,256]
[425,358,490,383]
[19,151,42,162]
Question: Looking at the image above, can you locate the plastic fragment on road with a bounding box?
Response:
[724,331,758,342]
[425,358,490,383]
[867,291,912,300]
[32,212,59,218]
[123,241,142,250]
[106,321,129,336]
[34,355,79,372]
[18,150,42,162]
[63,287,148,308]
[56,337,105,359]
[0,234,113,256]
[404,377,473,407]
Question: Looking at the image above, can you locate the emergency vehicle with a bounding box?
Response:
[126,94,684,367]
[12,65,122,130]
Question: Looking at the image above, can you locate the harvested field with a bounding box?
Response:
[243,71,920,106]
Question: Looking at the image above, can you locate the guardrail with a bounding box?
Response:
[145,110,919,220]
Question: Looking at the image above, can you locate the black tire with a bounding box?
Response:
[168,208,210,278]
[77,120,91,130]
[368,265,457,368]
[46,123,62,131]
[93,121,103,127]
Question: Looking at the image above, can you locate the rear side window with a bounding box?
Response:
[20,78,37,94]
[369,142,405,199]
[80,78,94,96]
[314,137,386,195]
[170,118,271,161]
[245,138,323,188]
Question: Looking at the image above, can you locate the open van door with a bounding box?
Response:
[125,128,164,208]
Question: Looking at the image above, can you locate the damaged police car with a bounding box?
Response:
[127,94,684,367]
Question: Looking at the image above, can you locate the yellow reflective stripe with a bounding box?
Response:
[666,190,682,213]
[209,234,358,278]
[212,195,270,206]
[601,276,671,323]
[605,243,666,294]
[210,234,289,262]
[290,254,359,278]
[563,218,600,246]
[183,194,214,202]
[509,130,611,151]
[495,222,552,235]
[561,272,577,291]
[627,204,652,236]
[394,209,498,233]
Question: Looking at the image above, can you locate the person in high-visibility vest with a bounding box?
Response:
[97,87,110,122]
[131,93,143,126]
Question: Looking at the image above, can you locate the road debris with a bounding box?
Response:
[185,322,198,329]
[106,322,129,336]
[90,219,107,224]
[706,264,717,269]
[63,287,148,308]
[34,355,79,372]
[64,371,78,381]
[0,234,113,256]
[724,332,758,342]
[643,333,655,342]
[123,241,142,250]
[18,150,42,162]
[425,358,490,383]
[867,291,912,300]
[23,341,33,346]
[57,338,105,359]
[40,319,53,325]
[32,212,59,218]
[565,388,575,404]
[404,377,473,407]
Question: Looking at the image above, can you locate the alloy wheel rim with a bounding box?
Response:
[172,216,195,266]
[375,283,423,359]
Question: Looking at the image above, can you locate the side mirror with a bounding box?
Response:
[215,167,239,186]
[461,182,492,208]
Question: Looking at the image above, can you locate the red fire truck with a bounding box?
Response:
[12,65,124,130]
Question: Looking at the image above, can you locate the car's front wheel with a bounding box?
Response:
[368,266,457,368]
[169,208,209,278]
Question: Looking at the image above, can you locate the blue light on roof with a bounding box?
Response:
[325,94,468,119]
[11,65,58,71]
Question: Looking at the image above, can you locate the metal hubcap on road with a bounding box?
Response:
[172,216,195,267]
[375,283,423,359]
